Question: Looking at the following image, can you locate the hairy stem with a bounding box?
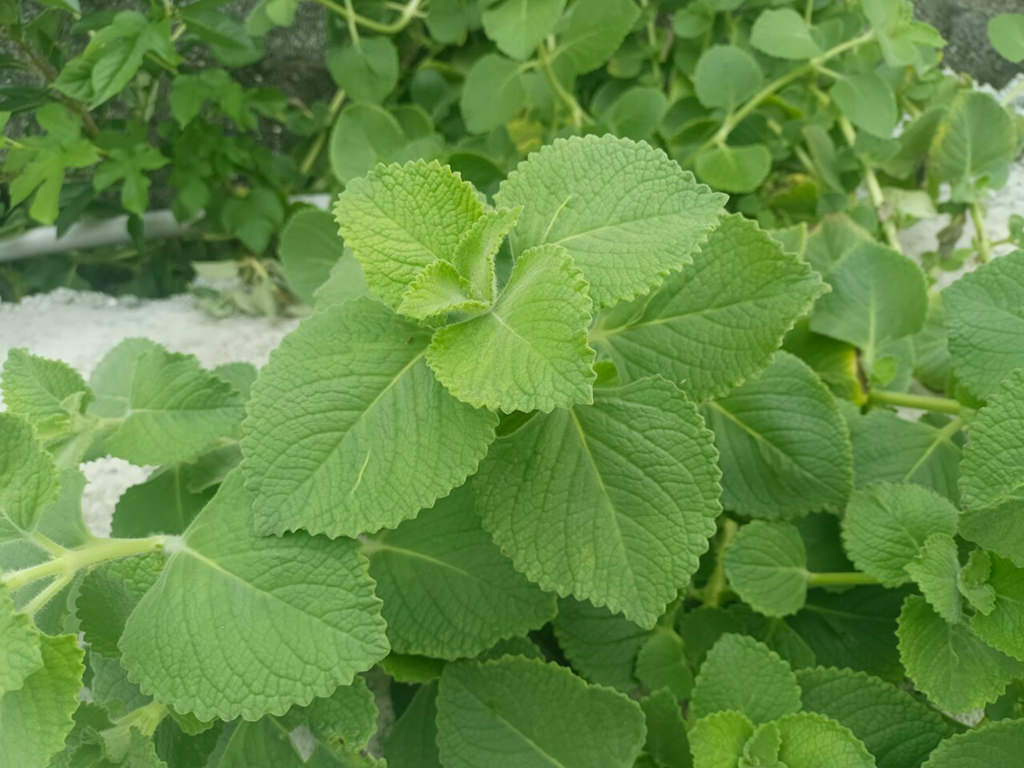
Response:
[868,389,964,415]
[837,116,904,254]
[2,535,171,591]
[969,201,992,263]
[703,518,738,608]
[22,574,72,618]
[806,571,880,587]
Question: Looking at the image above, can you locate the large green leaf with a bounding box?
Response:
[460,53,528,133]
[923,719,1024,768]
[774,713,875,768]
[327,37,398,104]
[552,597,652,692]
[831,73,898,139]
[119,472,390,721]
[693,45,763,110]
[436,656,646,768]
[724,521,808,617]
[928,91,1016,200]
[750,8,821,59]
[694,143,772,194]
[427,244,595,412]
[495,134,726,309]
[366,487,555,659]
[481,0,566,59]
[0,413,60,545]
[705,352,853,519]
[277,209,347,306]
[242,298,497,538]
[476,377,721,627]
[1,349,92,438]
[592,214,826,402]
[0,586,41,694]
[970,554,1024,661]
[555,0,640,74]
[988,14,1024,62]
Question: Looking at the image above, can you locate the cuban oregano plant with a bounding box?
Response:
[3,134,1024,767]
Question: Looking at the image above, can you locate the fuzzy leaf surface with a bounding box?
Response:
[922,719,1024,768]
[725,521,808,617]
[0,586,41,694]
[0,413,60,544]
[970,554,1024,661]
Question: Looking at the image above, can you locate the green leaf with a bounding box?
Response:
[277,209,346,306]
[77,554,163,658]
[555,0,640,74]
[327,37,398,104]
[381,681,442,768]
[0,413,60,545]
[603,87,668,141]
[365,486,555,659]
[101,346,245,466]
[774,712,875,768]
[552,597,651,691]
[592,214,826,402]
[797,666,948,768]
[180,6,263,66]
[436,656,646,768]
[922,718,1024,768]
[0,634,84,768]
[725,521,808,617]
[988,14,1024,62]
[689,710,753,768]
[848,410,961,501]
[971,554,1024,662]
[958,369,1024,564]
[495,134,726,309]
[241,298,497,538]
[460,53,528,133]
[205,719,306,767]
[693,45,763,110]
[481,0,565,59]
[640,687,691,768]
[690,634,802,724]
[927,91,1016,201]
[694,143,772,194]
[476,377,721,627]
[897,595,1024,714]
[842,482,959,587]
[0,585,41,694]
[92,144,167,215]
[119,471,390,721]
[904,533,963,623]
[427,244,595,412]
[328,104,442,184]
[944,251,1024,399]
[397,260,487,321]
[334,159,483,309]
[705,352,853,519]
[634,628,693,700]
[282,676,377,756]
[450,207,520,303]
[1,348,92,440]
[750,8,821,59]
[810,242,927,357]
[831,73,898,139]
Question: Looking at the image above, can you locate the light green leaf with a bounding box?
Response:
[436,656,646,768]
[281,676,377,756]
[1,349,92,437]
[278,209,346,306]
[831,73,898,139]
[205,718,306,767]
[101,346,245,466]
[427,244,595,412]
[725,521,808,617]
[690,634,802,724]
[555,0,640,74]
[988,14,1024,62]
[119,471,390,721]
[476,377,721,627]
[496,134,726,309]
[327,37,398,104]
[0,413,60,545]
[92,144,167,215]
[640,688,691,768]
[971,554,1024,662]
[797,666,948,768]
[0,633,83,768]
[365,487,555,659]
[552,597,652,691]
[705,352,853,519]
[690,710,753,768]
[397,260,487,321]
[904,533,963,623]
[958,369,1024,565]
[77,554,163,658]
[241,298,497,538]
[460,53,528,133]
[848,410,961,501]
[897,595,1024,714]
[944,251,1024,398]
[313,251,370,310]
[922,718,1024,768]
[592,214,826,402]
[694,143,772,194]
[694,45,763,110]
[810,242,927,357]
[750,8,821,59]
[0,586,41,694]
[774,712,875,768]
[381,681,442,768]
[842,482,959,587]
[328,104,412,183]
[928,91,1016,200]
[481,0,565,59]
[334,159,483,308]
[958,549,996,616]
[603,86,668,141]
[634,628,693,700]
[450,207,520,303]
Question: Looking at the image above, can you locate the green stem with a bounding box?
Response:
[970,201,992,263]
[538,44,590,128]
[2,535,171,591]
[703,518,738,608]
[804,0,815,23]
[698,30,874,155]
[299,89,346,176]
[807,571,880,588]
[868,389,963,415]
[344,0,361,46]
[837,115,904,254]
[309,0,423,34]
[113,700,168,737]
[22,574,72,618]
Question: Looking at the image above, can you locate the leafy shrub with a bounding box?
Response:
[3,131,1024,766]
